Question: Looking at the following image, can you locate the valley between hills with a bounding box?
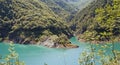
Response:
[0,0,120,48]
[0,0,120,65]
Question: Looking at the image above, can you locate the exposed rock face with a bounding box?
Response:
[40,38,55,48]
[3,37,79,48]
[37,36,79,48]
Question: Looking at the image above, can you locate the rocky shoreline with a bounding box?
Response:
[2,38,79,48]
[39,40,79,48]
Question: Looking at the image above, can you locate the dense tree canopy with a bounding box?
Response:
[72,0,120,42]
[0,0,72,44]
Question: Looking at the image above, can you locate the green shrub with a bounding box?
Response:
[0,41,25,65]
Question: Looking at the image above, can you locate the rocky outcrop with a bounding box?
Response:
[37,36,79,48]
[2,36,79,48]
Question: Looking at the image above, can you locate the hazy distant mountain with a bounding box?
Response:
[41,0,94,21]
[40,0,73,21]
[63,0,94,10]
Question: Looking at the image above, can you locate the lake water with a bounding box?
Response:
[0,37,120,65]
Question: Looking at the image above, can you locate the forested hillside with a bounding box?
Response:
[0,0,120,65]
[0,0,119,46]
[72,0,120,41]
[41,0,93,21]
[40,0,73,21]
[0,0,72,45]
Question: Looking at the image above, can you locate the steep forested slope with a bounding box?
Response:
[1,0,119,46]
[40,0,78,21]
[72,0,120,41]
[0,0,72,45]
[71,0,112,33]
[41,0,93,21]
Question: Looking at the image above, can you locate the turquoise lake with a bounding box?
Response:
[0,37,120,65]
